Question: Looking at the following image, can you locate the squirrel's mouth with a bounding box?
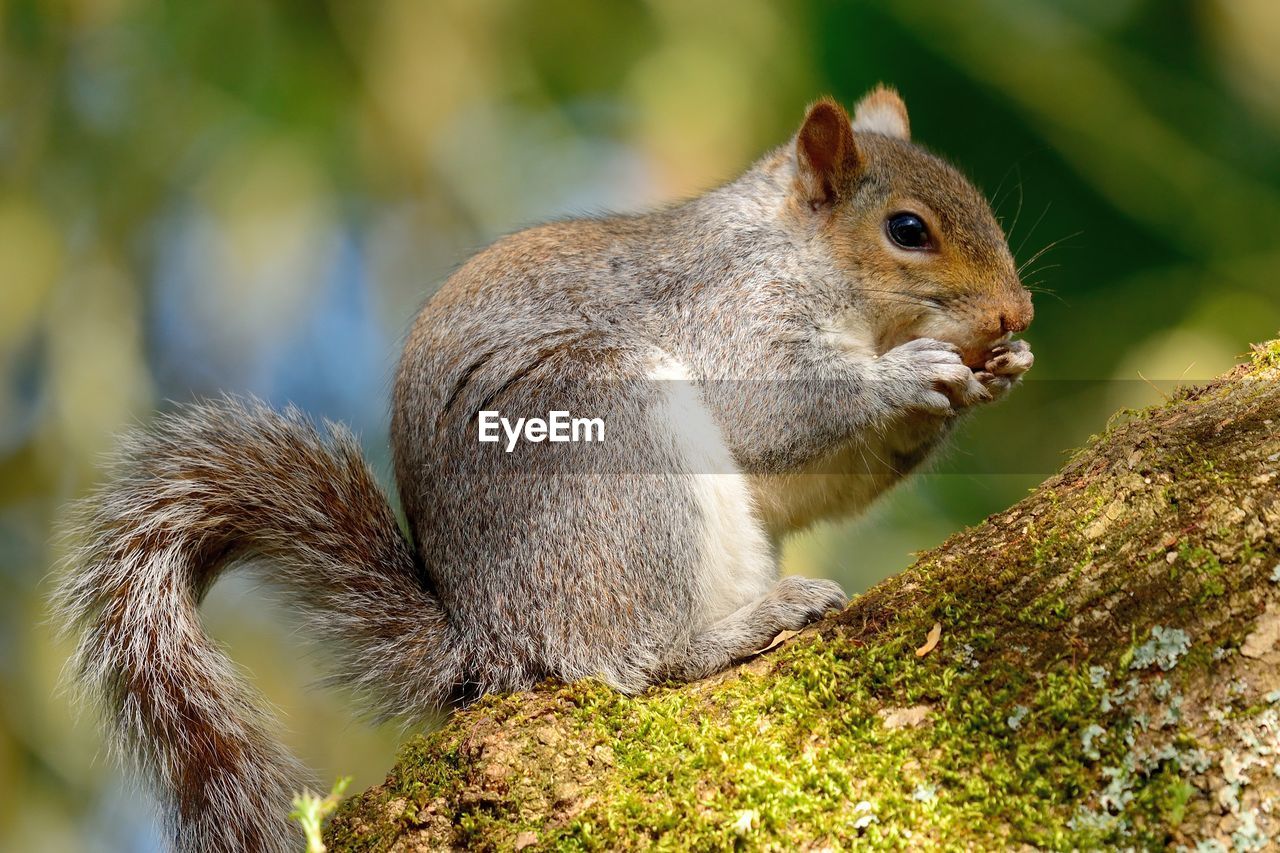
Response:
[962,333,1014,371]
[881,322,1015,371]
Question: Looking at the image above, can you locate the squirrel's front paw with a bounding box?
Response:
[879,337,990,416]
[974,339,1034,401]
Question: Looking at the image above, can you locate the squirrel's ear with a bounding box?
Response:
[852,85,910,141]
[795,98,860,209]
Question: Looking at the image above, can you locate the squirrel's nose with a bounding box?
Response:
[999,312,1027,334]
[999,293,1034,334]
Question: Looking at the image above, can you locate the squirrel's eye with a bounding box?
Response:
[886,212,932,250]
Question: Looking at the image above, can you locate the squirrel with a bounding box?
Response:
[53,87,1034,852]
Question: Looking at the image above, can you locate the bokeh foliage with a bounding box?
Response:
[1,0,1277,848]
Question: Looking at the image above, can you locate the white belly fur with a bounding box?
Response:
[648,351,777,627]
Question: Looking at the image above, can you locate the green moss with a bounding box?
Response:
[1252,338,1280,372]
[551,642,1083,848]
[339,617,1228,849]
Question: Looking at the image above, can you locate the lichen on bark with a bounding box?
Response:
[326,341,1280,851]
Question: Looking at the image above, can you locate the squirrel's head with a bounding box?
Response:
[790,88,1033,367]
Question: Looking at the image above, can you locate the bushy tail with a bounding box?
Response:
[52,398,457,853]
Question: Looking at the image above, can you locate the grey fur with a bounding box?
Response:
[54,97,1033,852]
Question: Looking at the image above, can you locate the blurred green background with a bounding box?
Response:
[2,0,1278,848]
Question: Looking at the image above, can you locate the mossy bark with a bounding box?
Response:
[327,341,1280,852]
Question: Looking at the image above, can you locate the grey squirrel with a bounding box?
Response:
[53,87,1034,852]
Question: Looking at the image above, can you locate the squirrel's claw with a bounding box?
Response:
[976,339,1033,403]
[984,339,1034,377]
